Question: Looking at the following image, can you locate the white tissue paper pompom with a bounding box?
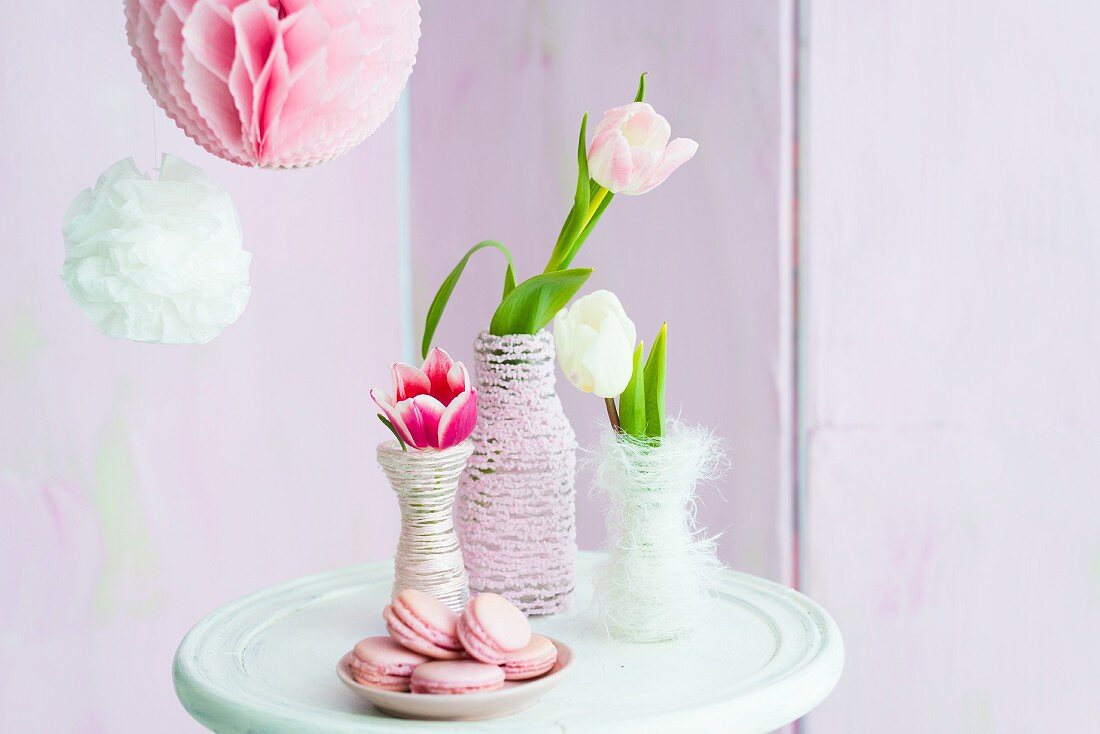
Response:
[61,155,251,344]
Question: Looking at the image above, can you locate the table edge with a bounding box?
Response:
[173,552,844,733]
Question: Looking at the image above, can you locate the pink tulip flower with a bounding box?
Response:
[587,102,698,195]
[371,348,478,450]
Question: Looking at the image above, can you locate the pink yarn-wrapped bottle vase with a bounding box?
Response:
[454,331,577,615]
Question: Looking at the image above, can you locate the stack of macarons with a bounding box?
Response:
[346,589,559,694]
[458,592,558,681]
[384,588,465,659]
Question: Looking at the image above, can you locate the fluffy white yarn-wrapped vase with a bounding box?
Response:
[60,155,251,344]
[594,422,726,642]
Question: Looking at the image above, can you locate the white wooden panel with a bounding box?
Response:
[803,1,1100,731]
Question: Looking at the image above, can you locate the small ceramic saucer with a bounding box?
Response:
[337,638,574,721]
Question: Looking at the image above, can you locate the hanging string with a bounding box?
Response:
[152,99,160,170]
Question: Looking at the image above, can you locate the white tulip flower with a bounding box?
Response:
[553,290,637,398]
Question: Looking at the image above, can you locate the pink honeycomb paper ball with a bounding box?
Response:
[124,0,420,169]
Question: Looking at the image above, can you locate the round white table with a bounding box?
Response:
[174,552,843,733]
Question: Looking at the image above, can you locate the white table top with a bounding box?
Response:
[174,552,843,734]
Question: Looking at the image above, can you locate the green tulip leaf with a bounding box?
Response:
[643,322,667,439]
[635,72,647,103]
[377,413,407,451]
[545,113,592,272]
[489,268,593,336]
[559,182,613,270]
[422,240,515,359]
[550,209,577,271]
[619,342,646,438]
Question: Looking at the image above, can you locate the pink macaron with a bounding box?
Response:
[500,634,558,680]
[457,592,532,664]
[384,589,465,659]
[347,636,430,691]
[410,660,505,695]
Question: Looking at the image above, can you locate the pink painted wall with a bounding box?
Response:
[803,1,1100,731]
[0,4,405,732]
[9,2,1100,731]
[409,0,795,581]
[2,2,797,732]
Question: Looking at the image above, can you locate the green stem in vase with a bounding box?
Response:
[605,397,621,432]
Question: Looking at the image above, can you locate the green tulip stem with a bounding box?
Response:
[586,187,610,224]
[605,397,622,432]
[551,185,611,272]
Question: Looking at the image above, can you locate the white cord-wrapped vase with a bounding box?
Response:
[377,440,472,613]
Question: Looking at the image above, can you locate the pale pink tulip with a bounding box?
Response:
[587,102,698,195]
[371,348,477,450]
[124,0,420,168]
